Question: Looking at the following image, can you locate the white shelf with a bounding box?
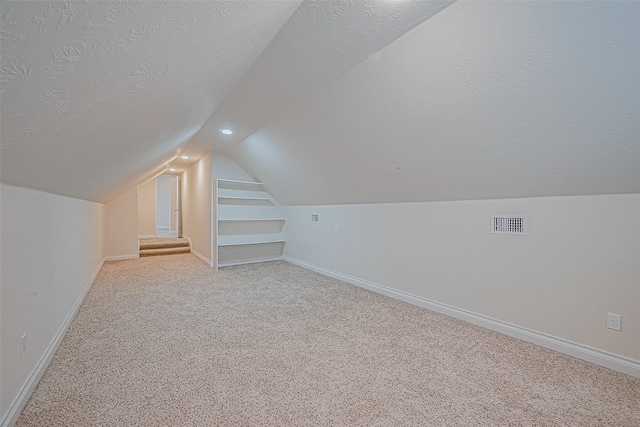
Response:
[217,205,285,218]
[217,188,270,199]
[218,196,271,201]
[217,196,274,206]
[218,218,285,222]
[217,179,265,190]
[217,179,264,185]
[218,257,282,268]
[218,234,286,247]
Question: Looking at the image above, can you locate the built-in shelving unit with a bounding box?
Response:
[215,179,286,268]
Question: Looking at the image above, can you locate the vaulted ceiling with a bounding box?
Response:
[2,1,639,204]
[1,0,300,202]
[225,0,640,205]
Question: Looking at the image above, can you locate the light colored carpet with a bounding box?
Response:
[16,255,640,426]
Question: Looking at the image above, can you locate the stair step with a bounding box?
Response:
[140,241,190,250]
[140,247,191,257]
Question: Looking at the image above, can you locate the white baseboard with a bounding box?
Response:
[282,256,640,379]
[181,236,213,268]
[191,248,214,268]
[218,256,282,268]
[104,254,139,261]
[1,260,105,427]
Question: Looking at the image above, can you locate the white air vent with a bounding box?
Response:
[311,214,319,223]
[491,215,527,236]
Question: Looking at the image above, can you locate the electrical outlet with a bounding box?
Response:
[20,333,27,358]
[606,313,621,331]
[331,253,336,263]
[334,223,340,232]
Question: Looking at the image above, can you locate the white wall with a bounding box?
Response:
[283,194,640,363]
[229,0,640,206]
[211,151,255,182]
[182,153,213,265]
[104,186,138,259]
[137,180,156,238]
[0,184,104,424]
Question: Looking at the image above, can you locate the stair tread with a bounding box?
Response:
[140,247,190,257]
[140,241,190,250]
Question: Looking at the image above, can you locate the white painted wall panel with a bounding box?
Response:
[211,152,255,182]
[182,153,213,264]
[137,180,156,238]
[0,184,104,422]
[283,194,640,361]
[104,187,138,259]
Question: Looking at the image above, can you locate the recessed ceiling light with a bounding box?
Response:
[220,128,233,135]
[180,155,189,159]
[169,168,176,172]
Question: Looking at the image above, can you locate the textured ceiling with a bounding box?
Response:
[188,0,454,154]
[227,0,640,205]
[2,1,638,205]
[0,0,300,202]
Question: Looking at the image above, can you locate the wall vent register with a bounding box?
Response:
[491,215,527,236]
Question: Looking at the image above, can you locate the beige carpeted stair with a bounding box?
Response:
[139,237,190,257]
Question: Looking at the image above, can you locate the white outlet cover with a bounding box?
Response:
[606,313,621,331]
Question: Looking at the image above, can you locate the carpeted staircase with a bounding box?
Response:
[140,237,190,257]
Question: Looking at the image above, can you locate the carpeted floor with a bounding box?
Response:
[16,254,640,426]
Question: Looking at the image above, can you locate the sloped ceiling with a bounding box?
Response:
[224,0,640,205]
[0,0,300,202]
[188,0,454,154]
[2,1,639,205]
